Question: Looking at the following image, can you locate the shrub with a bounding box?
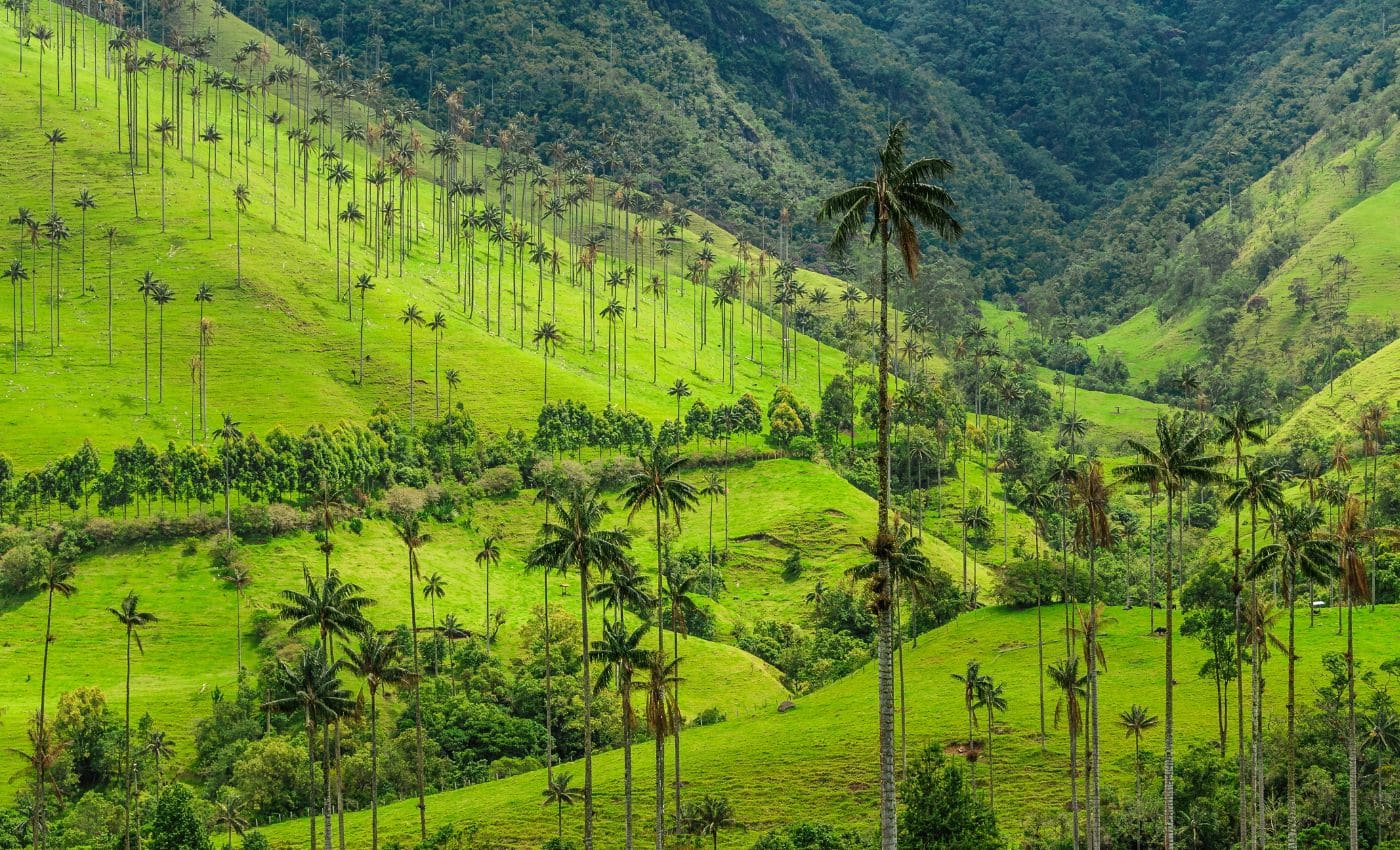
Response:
[691,707,727,727]
[347,517,364,534]
[476,465,523,498]
[0,543,46,594]
[586,455,642,490]
[532,457,592,494]
[208,536,243,572]
[382,485,427,520]
[232,503,306,539]
[787,436,819,460]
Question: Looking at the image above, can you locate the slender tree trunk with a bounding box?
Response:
[581,567,595,850]
[875,235,897,850]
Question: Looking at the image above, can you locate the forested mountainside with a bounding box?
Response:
[215,0,1399,324]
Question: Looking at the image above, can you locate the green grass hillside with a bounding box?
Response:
[0,458,905,792]
[256,602,1400,849]
[0,1,852,469]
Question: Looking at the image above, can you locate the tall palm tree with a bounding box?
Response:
[153,283,175,403]
[222,564,252,676]
[390,511,431,840]
[154,118,176,231]
[1120,414,1221,848]
[34,560,76,848]
[200,124,223,238]
[354,274,374,384]
[1117,705,1159,800]
[427,312,447,418]
[43,129,65,213]
[263,642,353,850]
[72,190,95,296]
[622,444,699,814]
[958,505,992,600]
[601,298,624,403]
[821,122,961,850]
[541,772,581,840]
[975,675,1008,810]
[136,271,160,413]
[533,321,564,405]
[593,619,651,850]
[233,184,250,286]
[343,628,410,850]
[1051,656,1087,850]
[400,304,424,427]
[528,485,632,850]
[108,593,157,850]
[1241,593,1286,848]
[667,378,691,425]
[3,260,26,373]
[1247,503,1336,850]
[212,413,242,539]
[444,369,461,412]
[475,535,501,654]
[700,472,726,567]
[952,659,986,754]
[636,651,683,850]
[1215,404,1266,850]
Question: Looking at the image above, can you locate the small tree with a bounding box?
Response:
[150,784,212,850]
[899,745,999,850]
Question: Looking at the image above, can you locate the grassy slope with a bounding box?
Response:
[0,4,851,469]
[1091,100,1400,383]
[257,602,1400,849]
[2,458,911,791]
[1275,336,1400,442]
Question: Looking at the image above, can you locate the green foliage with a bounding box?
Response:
[150,785,211,850]
[899,745,999,850]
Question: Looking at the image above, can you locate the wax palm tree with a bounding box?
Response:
[475,535,501,653]
[72,191,95,296]
[136,271,160,413]
[1247,503,1337,850]
[152,283,175,403]
[635,651,683,850]
[975,675,1008,810]
[542,772,581,841]
[43,129,65,213]
[593,619,651,850]
[528,485,633,850]
[533,321,564,405]
[952,660,986,753]
[144,729,174,790]
[427,312,447,418]
[444,368,461,412]
[222,564,252,675]
[232,184,250,286]
[34,560,76,843]
[154,117,177,231]
[109,592,157,850]
[212,791,249,850]
[958,505,993,600]
[1051,656,1087,850]
[1120,414,1222,848]
[1333,495,1395,850]
[263,642,352,850]
[1118,705,1158,800]
[1241,593,1286,847]
[1215,404,1266,850]
[390,510,431,840]
[623,444,699,673]
[820,122,961,850]
[354,274,374,384]
[343,628,410,850]
[700,472,726,567]
[667,379,691,425]
[601,298,624,403]
[212,413,242,538]
[200,125,222,238]
[3,260,25,372]
[400,304,424,426]
[1067,600,1115,848]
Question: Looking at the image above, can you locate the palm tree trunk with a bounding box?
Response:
[1164,489,1176,850]
[407,554,426,840]
[1287,565,1298,850]
[875,235,897,850]
[580,567,595,850]
[1347,590,1358,850]
[123,628,133,850]
[623,684,634,850]
[369,688,379,850]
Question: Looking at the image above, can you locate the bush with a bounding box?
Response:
[787,436,819,460]
[0,543,46,594]
[208,536,243,572]
[532,457,592,494]
[476,465,523,498]
[347,517,364,534]
[586,455,643,490]
[691,707,727,727]
[231,503,306,538]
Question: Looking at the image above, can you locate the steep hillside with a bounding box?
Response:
[256,603,1400,848]
[0,1,856,467]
